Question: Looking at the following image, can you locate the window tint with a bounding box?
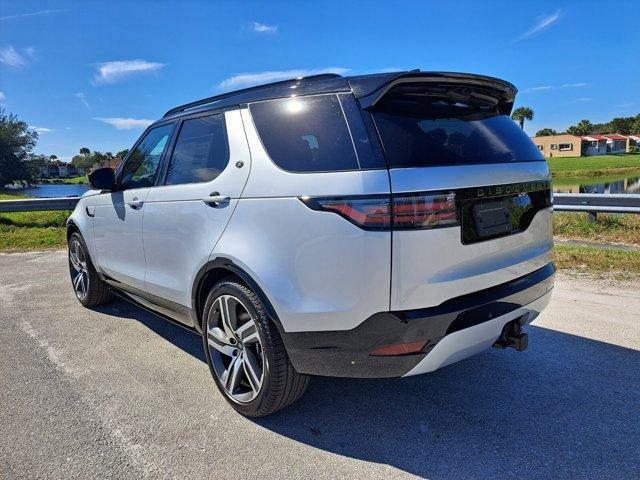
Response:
[120,124,173,189]
[373,112,544,167]
[250,94,359,172]
[165,114,229,185]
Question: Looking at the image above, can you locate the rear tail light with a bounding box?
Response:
[300,195,392,230]
[392,192,458,230]
[300,192,458,231]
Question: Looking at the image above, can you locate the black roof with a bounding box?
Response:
[161,70,517,120]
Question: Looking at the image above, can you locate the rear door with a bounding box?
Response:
[142,109,251,315]
[369,81,553,311]
[92,123,174,290]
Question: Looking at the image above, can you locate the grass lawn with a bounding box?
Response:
[40,175,88,184]
[553,212,640,246]
[552,244,640,277]
[552,212,640,275]
[0,193,69,251]
[548,154,640,178]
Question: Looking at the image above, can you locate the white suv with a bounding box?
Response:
[67,71,554,416]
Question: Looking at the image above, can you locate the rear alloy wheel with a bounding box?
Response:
[202,280,309,417]
[68,232,114,307]
[207,294,264,403]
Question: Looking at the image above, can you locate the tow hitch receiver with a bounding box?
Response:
[493,317,529,352]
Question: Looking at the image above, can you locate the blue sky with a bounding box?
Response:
[1,0,638,161]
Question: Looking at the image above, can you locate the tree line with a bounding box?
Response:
[0,107,128,186]
[71,147,129,170]
[535,114,640,137]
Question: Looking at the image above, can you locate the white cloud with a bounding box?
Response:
[252,21,277,34]
[523,85,553,92]
[616,102,635,108]
[522,82,590,93]
[515,10,561,42]
[93,60,166,84]
[95,117,154,130]
[75,92,90,108]
[0,9,62,21]
[0,91,5,101]
[573,97,592,103]
[218,67,350,90]
[0,46,27,68]
[376,67,403,73]
[29,125,53,133]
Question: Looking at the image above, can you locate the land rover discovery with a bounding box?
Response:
[67,71,554,416]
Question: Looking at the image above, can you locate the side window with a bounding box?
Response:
[119,124,173,190]
[165,114,229,185]
[249,94,359,172]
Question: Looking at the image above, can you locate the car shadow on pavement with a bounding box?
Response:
[254,325,640,479]
[94,298,206,362]
[99,300,640,479]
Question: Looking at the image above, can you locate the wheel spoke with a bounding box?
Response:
[77,247,87,270]
[207,328,236,357]
[221,355,242,393]
[242,349,262,393]
[69,242,81,271]
[218,296,238,340]
[235,319,258,343]
[73,272,83,291]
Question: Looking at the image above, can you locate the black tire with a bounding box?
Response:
[68,232,114,307]
[202,279,309,417]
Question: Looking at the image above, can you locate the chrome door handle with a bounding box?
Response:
[202,194,230,206]
[128,197,144,209]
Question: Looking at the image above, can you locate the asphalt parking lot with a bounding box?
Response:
[1,250,639,479]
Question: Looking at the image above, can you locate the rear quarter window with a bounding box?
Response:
[249,94,359,173]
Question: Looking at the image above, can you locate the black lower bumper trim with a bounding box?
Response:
[282,262,555,378]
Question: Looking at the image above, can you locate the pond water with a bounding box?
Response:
[9,184,91,198]
[553,175,640,195]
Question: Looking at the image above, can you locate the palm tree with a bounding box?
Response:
[511,107,534,129]
[79,147,90,157]
[535,128,557,137]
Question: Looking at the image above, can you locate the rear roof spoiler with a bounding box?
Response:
[349,71,517,114]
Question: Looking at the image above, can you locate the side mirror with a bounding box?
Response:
[88,167,115,191]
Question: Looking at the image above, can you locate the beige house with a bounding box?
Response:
[531,134,583,158]
[532,133,633,158]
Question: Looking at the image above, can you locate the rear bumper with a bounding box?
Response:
[283,262,555,378]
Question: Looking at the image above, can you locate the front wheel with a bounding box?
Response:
[202,280,309,417]
[68,232,114,307]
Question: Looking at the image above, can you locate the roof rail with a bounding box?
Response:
[163,73,343,118]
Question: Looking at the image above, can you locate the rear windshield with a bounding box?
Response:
[373,109,544,168]
[250,94,359,173]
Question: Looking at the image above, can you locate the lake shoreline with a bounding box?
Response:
[0,183,91,199]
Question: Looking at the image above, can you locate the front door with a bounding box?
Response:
[143,109,251,315]
[92,123,174,291]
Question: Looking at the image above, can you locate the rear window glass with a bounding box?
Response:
[250,94,359,172]
[373,111,544,168]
